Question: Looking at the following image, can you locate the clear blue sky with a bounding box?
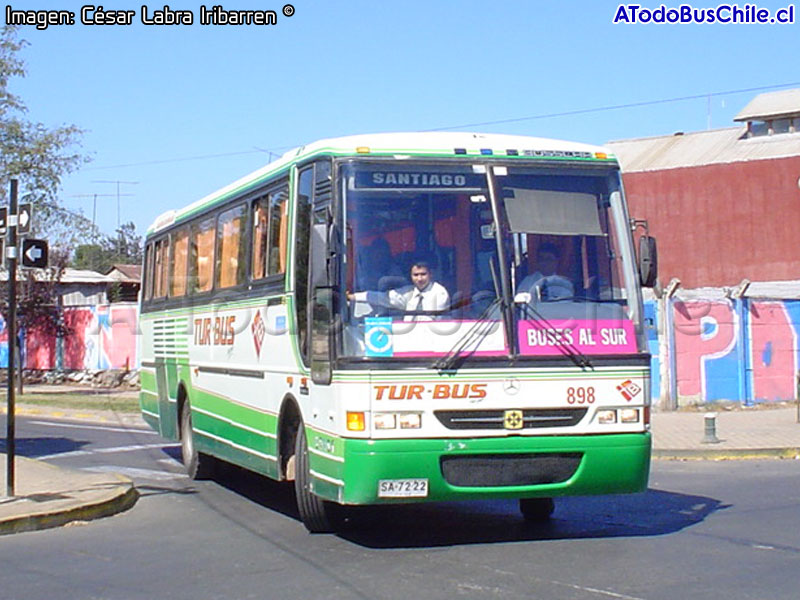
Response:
[10,0,800,238]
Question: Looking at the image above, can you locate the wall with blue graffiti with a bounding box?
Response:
[645,294,800,406]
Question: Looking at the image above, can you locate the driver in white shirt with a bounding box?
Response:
[348,261,449,320]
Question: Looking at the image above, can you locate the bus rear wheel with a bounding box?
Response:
[519,497,555,522]
[180,401,214,480]
[294,425,336,533]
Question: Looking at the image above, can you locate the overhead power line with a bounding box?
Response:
[84,147,293,171]
[424,82,800,131]
[80,82,800,170]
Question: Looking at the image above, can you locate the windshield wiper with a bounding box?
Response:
[433,297,503,372]
[434,257,506,372]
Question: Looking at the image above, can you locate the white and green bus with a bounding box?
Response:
[139,132,657,532]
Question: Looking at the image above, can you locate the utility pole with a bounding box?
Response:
[4,180,47,497]
[5,180,19,497]
[91,180,138,230]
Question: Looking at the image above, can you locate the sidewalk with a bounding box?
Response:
[0,453,138,535]
[1,402,799,536]
[651,405,800,459]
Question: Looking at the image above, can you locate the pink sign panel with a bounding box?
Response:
[518,319,637,356]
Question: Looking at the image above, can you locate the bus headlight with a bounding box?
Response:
[620,408,640,423]
[373,413,397,430]
[398,413,422,429]
[597,409,617,424]
[372,412,422,430]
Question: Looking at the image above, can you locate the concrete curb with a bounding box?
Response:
[0,459,139,536]
[653,447,800,461]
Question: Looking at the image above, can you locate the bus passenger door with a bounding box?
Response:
[155,357,179,438]
[306,161,335,385]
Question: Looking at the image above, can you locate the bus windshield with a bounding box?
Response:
[340,161,641,360]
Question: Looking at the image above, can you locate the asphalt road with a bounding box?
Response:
[1,416,799,600]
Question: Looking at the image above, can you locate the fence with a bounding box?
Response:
[645,285,800,407]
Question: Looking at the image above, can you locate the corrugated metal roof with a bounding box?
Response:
[643,280,800,300]
[734,88,800,121]
[607,126,800,172]
[0,268,113,283]
[106,264,142,282]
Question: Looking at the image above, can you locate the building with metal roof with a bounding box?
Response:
[608,89,800,289]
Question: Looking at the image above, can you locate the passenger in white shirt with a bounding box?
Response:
[347,261,449,320]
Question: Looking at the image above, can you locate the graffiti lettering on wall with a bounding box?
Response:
[669,299,800,404]
[0,304,139,370]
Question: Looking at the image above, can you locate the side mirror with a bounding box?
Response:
[638,235,658,288]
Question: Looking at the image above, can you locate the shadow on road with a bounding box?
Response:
[0,436,89,458]
[205,464,726,548]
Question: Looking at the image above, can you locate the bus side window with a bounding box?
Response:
[216,204,247,289]
[190,216,216,294]
[252,184,289,281]
[170,228,189,298]
[252,195,270,280]
[153,238,170,299]
[268,185,289,276]
[144,243,154,301]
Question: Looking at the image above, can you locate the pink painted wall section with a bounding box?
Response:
[25,326,57,370]
[63,308,94,370]
[664,298,800,405]
[749,301,797,403]
[672,300,740,402]
[6,304,141,371]
[62,304,139,370]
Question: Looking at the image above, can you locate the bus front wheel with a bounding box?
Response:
[519,497,555,522]
[294,425,335,533]
[180,401,214,480]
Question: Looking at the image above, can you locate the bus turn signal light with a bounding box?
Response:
[347,411,366,431]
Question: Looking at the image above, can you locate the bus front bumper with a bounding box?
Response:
[309,432,651,505]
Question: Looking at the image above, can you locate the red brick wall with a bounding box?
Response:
[622,156,800,288]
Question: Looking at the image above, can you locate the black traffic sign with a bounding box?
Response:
[17,203,32,234]
[0,207,6,235]
[21,238,48,268]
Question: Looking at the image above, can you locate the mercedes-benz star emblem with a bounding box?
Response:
[503,379,520,395]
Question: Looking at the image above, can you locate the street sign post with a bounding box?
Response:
[17,203,32,234]
[3,186,44,497]
[5,181,19,497]
[21,238,48,269]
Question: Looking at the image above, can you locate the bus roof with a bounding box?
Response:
[147,132,617,235]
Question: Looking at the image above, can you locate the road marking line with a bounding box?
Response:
[547,580,646,600]
[38,443,179,460]
[83,465,187,482]
[28,420,158,435]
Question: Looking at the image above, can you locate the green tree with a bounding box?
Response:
[1,26,91,377]
[0,25,91,247]
[72,221,143,273]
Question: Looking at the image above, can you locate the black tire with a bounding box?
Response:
[519,497,555,522]
[294,425,335,533]
[180,401,214,480]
